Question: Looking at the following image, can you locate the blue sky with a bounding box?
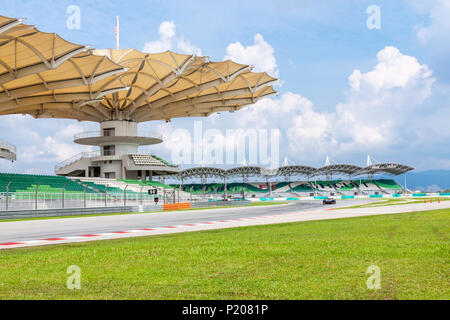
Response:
[0,0,449,174]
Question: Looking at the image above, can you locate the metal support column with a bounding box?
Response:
[6,181,11,211]
[104,184,108,207]
[124,185,128,206]
[35,183,40,210]
[62,183,67,209]
[83,184,87,208]
[223,176,227,200]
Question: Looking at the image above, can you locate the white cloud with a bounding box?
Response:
[224,33,279,78]
[143,46,442,168]
[407,0,450,81]
[143,21,202,56]
[0,116,95,174]
[226,46,436,163]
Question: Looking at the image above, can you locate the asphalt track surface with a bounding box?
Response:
[0,200,373,244]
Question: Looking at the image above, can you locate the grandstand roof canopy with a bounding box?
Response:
[277,165,317,177]
[356,163,414,176]
[0,15,129,121]
[226,166,263,177]
[90,49,277,122]
[0,16,277,123]
[170,160,414,181]
[179,167,226,179]
[314,164,362,177]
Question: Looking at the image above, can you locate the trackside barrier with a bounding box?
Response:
[163,203,191,211]
[412,193,427,197]
[0,206,136,220]
[191,200,252,208]
[249,194,450,202]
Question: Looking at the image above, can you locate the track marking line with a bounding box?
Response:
[0,209,335,248]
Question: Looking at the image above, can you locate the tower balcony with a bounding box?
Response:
[73,130,163,146]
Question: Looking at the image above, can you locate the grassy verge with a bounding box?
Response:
[338,197,450,209]
[0,208,448,299]
[0,202,287,223]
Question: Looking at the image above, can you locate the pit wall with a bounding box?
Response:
[249,193,450,202]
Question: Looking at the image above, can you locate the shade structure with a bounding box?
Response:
[0,14,277,123]
[313,164,363,177]
[355,163,414,176]
[0,16,24,35]
[0,16,130,121]
[88,49,277,122]
[0,45,276,122]
[0,16,88,85]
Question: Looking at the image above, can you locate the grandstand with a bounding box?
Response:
[0,172,198,211]
[172,160,412,198]
[176,179,403,197]
[0,157,411,211]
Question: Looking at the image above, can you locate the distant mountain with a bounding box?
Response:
[401,170,450,192]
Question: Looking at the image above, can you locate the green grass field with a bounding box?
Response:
[339,197,450,209]
[0,208,448,300]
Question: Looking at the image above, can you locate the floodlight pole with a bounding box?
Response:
[62,183,67,209]
[404,173,407,194]
[104,184,108,207]
[223,176,227,201]
[124,184,128,207]
[6,181,11,211]
[360,177,362,196]
[83,184,87,208]
[35,183,40,210]
[115,15,120,50]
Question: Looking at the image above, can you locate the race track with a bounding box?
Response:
[1,199,447,248]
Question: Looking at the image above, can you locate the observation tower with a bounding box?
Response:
[0,15,277,180]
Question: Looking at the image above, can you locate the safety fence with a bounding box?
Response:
[252,193,450,202]
[0,189,198,211]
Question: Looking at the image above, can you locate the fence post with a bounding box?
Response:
[124,185,128,207]
[104,184,108,207]
[140,185,144,206]
[62,183,67,209]
[35,183,40,210]
[83,184,87,208]
[6,181,11,211]
[223,176,227,200]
